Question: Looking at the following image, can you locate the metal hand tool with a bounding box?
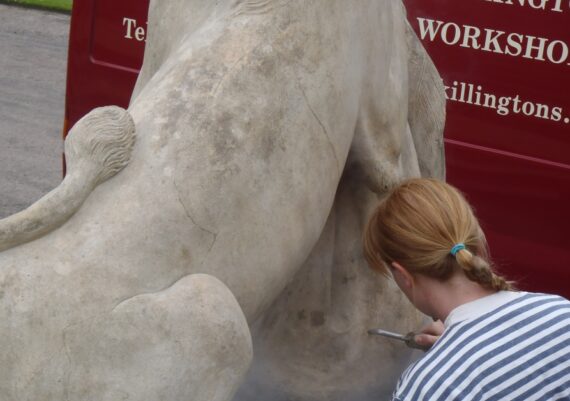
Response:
[368,328,430,351]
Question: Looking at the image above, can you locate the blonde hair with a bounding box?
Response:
[363,178,513,291]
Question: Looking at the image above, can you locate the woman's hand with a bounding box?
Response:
[414,320,445,349]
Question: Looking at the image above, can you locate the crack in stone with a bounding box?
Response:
[211,51,251,97]
[61,325,73,401]
[172,179,218,247]
[297,81,341,175]
[59,313,109,400]
[172,178,219,261]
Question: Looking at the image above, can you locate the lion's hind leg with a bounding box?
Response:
[63,274,252,401]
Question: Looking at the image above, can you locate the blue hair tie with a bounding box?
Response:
[450,243,466,256]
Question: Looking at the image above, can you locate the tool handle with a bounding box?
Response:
[404,332,431,351]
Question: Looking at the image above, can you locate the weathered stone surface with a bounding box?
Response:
[0,0,445,399]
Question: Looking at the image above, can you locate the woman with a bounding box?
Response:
[364,178,570,401]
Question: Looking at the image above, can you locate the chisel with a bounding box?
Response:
[368,328,430,351]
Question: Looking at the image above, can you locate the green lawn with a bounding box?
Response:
[4,0,72,12]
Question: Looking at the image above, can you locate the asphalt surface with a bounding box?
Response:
[0,4,69,218]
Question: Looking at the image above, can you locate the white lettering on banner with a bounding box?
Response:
[123,17,147,42]
[484,0,567,13]
[444,80,569,123]
[417,18,570,66]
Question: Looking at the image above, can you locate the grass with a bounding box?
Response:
[2,0,72,12]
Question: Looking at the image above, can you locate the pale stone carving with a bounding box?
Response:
[0,0,445,400]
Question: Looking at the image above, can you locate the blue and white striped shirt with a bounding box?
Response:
[393,292,570,401]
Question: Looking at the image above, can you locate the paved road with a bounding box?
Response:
[0,4,69,218]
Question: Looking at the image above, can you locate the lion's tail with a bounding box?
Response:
[0,106,135,252]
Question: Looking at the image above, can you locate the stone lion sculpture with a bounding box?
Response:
[0,0,445,400]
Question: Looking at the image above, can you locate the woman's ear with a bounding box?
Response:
[390,261,415,291]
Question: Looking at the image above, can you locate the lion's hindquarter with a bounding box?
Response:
[126,1,408,319]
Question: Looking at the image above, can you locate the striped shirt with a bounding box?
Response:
[393,292,570,401]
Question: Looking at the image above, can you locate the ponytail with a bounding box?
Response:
[363,178,515,291]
